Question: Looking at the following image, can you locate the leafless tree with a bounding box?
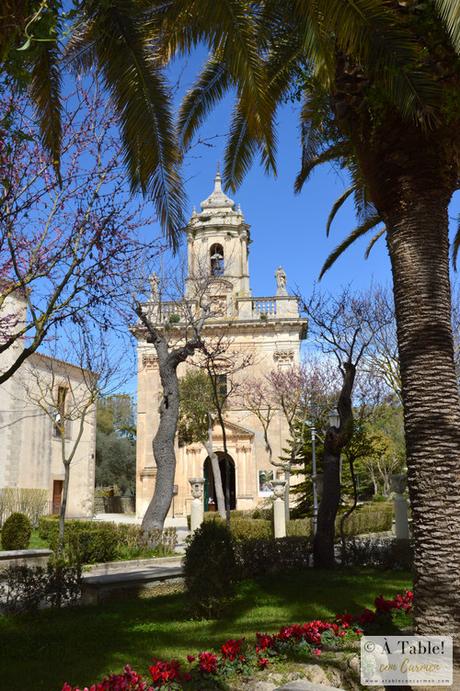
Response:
[132,263,222,531]
[300,286,391,567]
[21,326,128,551]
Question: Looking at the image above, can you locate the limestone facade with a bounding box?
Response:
[135,172,307,518]
[0,292,96,518]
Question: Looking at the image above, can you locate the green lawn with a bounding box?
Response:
[28,530,50,549]
[0,568,411,691]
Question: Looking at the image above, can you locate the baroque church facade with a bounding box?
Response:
[135,172,306,518]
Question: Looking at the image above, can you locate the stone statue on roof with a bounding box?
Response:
[275,266,288,296]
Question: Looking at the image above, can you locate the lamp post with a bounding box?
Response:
[311,423,318,537]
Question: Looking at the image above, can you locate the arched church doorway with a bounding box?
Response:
[203,453,236,511]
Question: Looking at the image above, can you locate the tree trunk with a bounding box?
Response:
[313,447,341,567]
[58,459,71,555]
[204,421,226,519]
[384,179,460,643]
[313,362,355,568]
[142,353,180,531]
[338,81,460,650]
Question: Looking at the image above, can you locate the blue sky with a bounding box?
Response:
[169,47,460,301]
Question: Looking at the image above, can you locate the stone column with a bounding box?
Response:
[189,478,205,533]
[390,473,410,540]
[272,479,287,539]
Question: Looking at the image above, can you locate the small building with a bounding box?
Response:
[0,291,96,519]
[135,172,307,519]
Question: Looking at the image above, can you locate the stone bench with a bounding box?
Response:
[81,564,183,605]
[0,549,53,573]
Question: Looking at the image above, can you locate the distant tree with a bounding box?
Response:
[178,369,225,519]
[97,394,136,439]
[95,434,136,496]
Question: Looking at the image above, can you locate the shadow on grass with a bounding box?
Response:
[0,567,412,691]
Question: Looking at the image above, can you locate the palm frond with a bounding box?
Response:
[294,0,440,123]
[75,0,185,249]
[326,186,354,237]
[29,38,62,181]
[294,141,347,193]
[224,104,260,192]
[436,0,460,54]
[178,52,231,150]
[364,227,386,258]
[319,214,382,279]
[451,220,460,270]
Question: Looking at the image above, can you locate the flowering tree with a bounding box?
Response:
[21,325,129,550]
[0,78,154,385]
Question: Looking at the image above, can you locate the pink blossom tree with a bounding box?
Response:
[0,78,157,384]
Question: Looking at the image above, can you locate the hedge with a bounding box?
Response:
[198,503,392,541]
[236,536,312,577]
[38,518,177,564]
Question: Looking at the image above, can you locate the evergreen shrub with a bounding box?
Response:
[183,520,239,618]
[1,512,32,550]
[237,536,312,577]
[38,517,177,563]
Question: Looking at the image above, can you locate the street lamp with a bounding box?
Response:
[328,407,340,428]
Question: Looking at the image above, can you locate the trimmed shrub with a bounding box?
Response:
[183,520,239,618]
[341,537,412,570]
[0,558,81,614]
[1,512,32,550]
[237,536,312,578]
[230,518,272,540]
[339,502,393,537]
[287,518,311,537]
[38,517,177,563]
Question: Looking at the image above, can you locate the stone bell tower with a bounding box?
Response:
[185,168,251,303]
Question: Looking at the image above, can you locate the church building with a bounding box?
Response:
[135,171,307,518]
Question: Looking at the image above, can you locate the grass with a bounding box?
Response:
[0,568,411,691]
[28,530,50,549]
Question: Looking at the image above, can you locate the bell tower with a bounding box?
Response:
[185,168,251,300]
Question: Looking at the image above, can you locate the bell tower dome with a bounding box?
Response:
[185,167,251,299]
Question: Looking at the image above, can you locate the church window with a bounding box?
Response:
[210,243,224,276]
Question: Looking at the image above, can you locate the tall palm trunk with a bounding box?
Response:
[372,133,460,647]
[386,195,460,639]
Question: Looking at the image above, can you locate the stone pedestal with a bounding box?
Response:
[189,478,205,533]
[272,479,287,539]
[391,473,410,540]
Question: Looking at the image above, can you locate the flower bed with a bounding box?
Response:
[62,590,413,690]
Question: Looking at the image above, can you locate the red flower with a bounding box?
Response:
[256,633,274,651]
[149,659,181,686]
[257,657,269,669]
[198,651,218,674]
[221,638,244,661]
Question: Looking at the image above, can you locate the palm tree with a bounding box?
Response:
[1,0,185,248]
[169,0,460,646]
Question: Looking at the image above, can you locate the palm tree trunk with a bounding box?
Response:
[385,181,460,644]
